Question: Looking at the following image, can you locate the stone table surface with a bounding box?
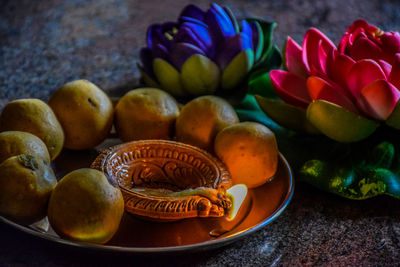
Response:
[1,0,400,266]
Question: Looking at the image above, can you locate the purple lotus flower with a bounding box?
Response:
[139,3,265,98]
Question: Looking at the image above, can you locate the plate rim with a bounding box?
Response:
[0,152,294,254]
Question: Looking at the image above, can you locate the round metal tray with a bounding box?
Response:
[0,138,294,253]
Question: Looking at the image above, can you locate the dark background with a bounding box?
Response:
[1,0,400,265]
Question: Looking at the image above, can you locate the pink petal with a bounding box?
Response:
[338,20,377,54]
[327,51,356,90]
[346,59,386,99]
[349,36,382,61]
[270,70,310,109]
[285,37,308,78]
[302,28,336,75]
[389,54,400,89]
[358,79,400,120]
[308,41,330,76]
[347,20,376,34]
[381,32,400,63]
[377,60,392,77]
[307,76,359,114]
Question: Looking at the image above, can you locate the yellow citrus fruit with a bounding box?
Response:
[48,80,114,150]
[47,168,124,244]
[115,88,179,141]
[175,95,239,151]
[0,154,57,224]
[0,99,64,160]
[0,131,50,164]
[214,122,278,188]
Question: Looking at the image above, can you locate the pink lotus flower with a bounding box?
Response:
[338,20,400,65]
[260,21,400,142]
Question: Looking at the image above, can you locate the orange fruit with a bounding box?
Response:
[0,99,64,160]
[175,95,239,151]
[47,168,124,244]
[48,80,114,150]
[214,122,278,188]
[0,131,50,164]
[115,88,179,141]
[0,154,57,224]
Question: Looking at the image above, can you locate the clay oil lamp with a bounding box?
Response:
[91,140,248,221]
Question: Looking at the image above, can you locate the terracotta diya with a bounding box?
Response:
[91,140,233,221]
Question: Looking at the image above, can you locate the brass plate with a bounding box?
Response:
[0,138,294,253]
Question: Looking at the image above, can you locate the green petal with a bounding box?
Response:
[263,45,282,70]
[386,100,400,129]
[245,20,276,67]
[306,100,378,143]
[138,65,160,88]
[180,54,220,95]
[221,49,254,91]
[142,73,160,88]
[153,58,186,96]
[251,45,282,73]
[255,95,319,134]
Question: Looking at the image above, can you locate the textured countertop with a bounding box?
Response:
[1,0,400,266]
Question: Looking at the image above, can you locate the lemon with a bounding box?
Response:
[115,88,179,141]
[175,95,239,151]
[0,99,64,160]
[48,80,114,150]
[48,168,124,244]
[214,122,278,188]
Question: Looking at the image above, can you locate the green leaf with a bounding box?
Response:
[376,168,400,198]
[256,95,320,134]
[180,54,220,95]
[235,94,260,110]
[299,160,356,196]
[306,100,378,143]
[366,141,395,169]
[153,58,186,96]
[386,100,400,129]
[235,94,288,135]
[235,108,285,134]
[248,71,273,98]
[247,70,278,99]
[221,49,254,91]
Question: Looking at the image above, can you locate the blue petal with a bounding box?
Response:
[179,16,207,27]
[169,42,205,70]
[216,33,252,70]
[179,4,205,22]
[241,20,253,50]
[140,48,154,77]
[174,24,208,53]
[223,6,239,33]
[146,24,160,49]
[147,24,170,49]
[204,6,236,45]
[210,3,236,33]
[250,21,264,60]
